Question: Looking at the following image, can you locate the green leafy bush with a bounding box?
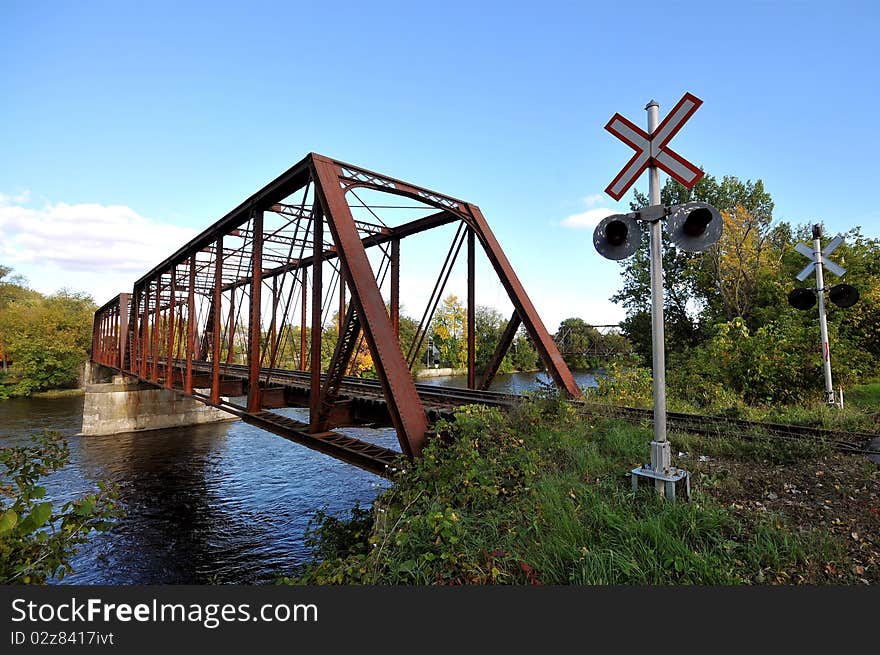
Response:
[0,432,121,584]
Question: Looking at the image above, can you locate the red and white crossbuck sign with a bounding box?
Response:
[605,92,705,201]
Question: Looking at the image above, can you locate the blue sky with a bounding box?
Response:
[2,0,878,329]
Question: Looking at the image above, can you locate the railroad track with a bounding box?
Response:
[142,357,880,457]
[577,401,880,456]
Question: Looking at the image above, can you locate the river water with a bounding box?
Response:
[0,370,597,584]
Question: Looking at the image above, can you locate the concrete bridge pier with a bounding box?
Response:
[80,364,236,436]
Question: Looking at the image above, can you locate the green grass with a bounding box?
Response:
[847,382,880,410]
[284,395,845,585]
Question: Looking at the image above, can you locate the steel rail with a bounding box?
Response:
[138,355,878,455]
[577,402,880,456]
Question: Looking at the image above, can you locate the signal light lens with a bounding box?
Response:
[829,284,859,308]
[605,219,628,246]
[787,287,816,311]
[665,202,722,252]
[682,207,713,236]
[593,213,641,260]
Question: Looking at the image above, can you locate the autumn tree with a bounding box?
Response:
[613,174,775,360]
[704,203,784,325]
[0,268,95,398]
[430,295,467,368]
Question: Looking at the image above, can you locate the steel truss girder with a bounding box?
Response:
[92,152,580,467]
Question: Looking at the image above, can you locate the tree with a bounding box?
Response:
[0,291,95,397]
[472,307,538,374]
[704,203,782,326]
[0,267,40,372]
[430,295,467,368]
[613,174,775,360]
[554,318,601,370]
[0,269,96,398]
[473,306,508,373]
[509,331,538,372]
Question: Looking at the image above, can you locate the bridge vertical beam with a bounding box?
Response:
[338,270,346,335]
[129,290,139,374]
[141,285,150,379]
[109,304,116,367]
[300,267,308,371]
[467,228,476,389]
[312,155,428,458]
[309,207,323,430]
[390,238,400,337]
[91,310,99,365]
[99,311,106,365]
[112,307,117,365]
[185,257,196,394]
[465,204,581,398]
[101,311,106,364]
[127,290,136,373]
[175,300,185,371]
[119,293,130,371]
[268,276,279,370]
[114,305,119,366]
[211,237,223,404]
[151,280,161,383]
[166,266,176,388]
[247,210,263,413]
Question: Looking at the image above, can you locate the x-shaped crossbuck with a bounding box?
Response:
[605,92,705,201]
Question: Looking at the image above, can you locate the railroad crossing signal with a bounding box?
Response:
[788,225,860,406]
[605,92,705,200]
[597,93,719,502]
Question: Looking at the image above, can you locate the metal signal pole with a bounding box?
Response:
[646,100,670,491]
[811,224,835,404]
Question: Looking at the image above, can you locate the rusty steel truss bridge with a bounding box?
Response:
[91,154,581,476]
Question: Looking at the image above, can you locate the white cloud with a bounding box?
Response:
[582,193,606,207]
[0,192,198,302]
[0,190,31,205]
[0,194,196,274]
[560,208,615,229]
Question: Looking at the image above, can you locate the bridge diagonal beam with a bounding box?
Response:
[312,154,429,458]
[463,204,581,398]
[313,301,361,433]
[479,310,521,391]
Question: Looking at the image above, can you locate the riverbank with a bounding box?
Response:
[286,395,878,585]
[31,388,84,399]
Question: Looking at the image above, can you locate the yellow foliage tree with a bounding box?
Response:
[708,203,780,321]
[431,295,467,369]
